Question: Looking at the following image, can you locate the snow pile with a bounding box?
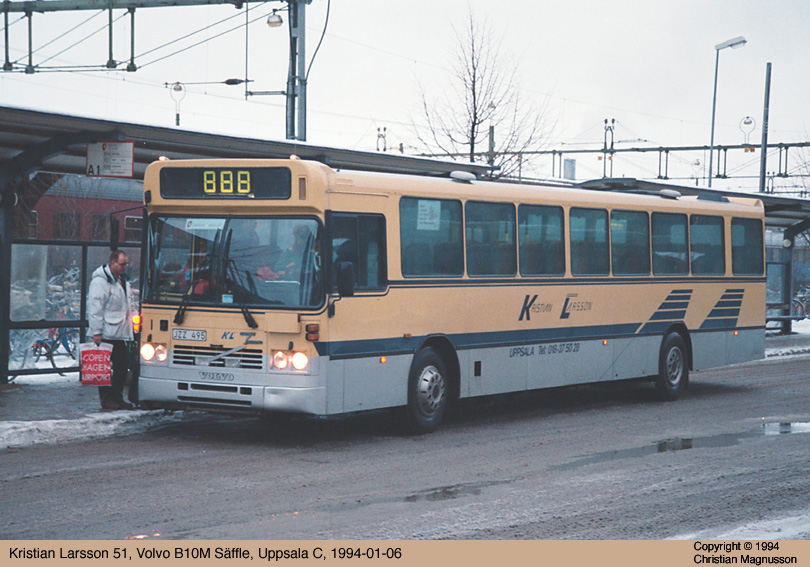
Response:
[673,508,810,540]
[0,406,195,450]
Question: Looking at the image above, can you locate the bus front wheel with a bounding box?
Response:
[656,332,688,401]
[405,347,448,434]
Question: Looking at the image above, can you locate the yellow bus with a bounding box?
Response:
[137,158,766,433]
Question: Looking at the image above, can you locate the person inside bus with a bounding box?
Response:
[249,223,313,281]
[273,224,313,280]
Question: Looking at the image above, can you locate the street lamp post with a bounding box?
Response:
[708,35,747,187]
[247,0,314,141]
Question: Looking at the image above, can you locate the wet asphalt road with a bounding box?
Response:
[2,353,809,540]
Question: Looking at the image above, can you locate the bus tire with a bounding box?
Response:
[405,347,448,434]
[656,332,688,401]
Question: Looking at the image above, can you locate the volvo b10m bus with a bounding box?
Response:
[137,159,766,433]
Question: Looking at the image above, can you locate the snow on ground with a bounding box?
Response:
[671,508,810,540]
[1,362,205,450]
[0,408,197,451]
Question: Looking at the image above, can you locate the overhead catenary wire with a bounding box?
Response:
[136,2,269,60]
[18,11,105,64]
[138,7,274,69]
[36,12,128,68]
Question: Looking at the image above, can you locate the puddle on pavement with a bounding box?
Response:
[552,421,810,471]
[315,422,810,513]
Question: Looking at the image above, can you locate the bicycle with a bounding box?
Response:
[30,299,81,374]
[791,285,810,319]
[30,327,81,375]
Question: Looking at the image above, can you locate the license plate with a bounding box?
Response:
[172,329,207,342]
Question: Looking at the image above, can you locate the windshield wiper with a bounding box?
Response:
[173,276,208,325]
[224,259,259,329]
[221,228,259,329]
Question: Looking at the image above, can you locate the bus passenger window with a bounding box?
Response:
[400,197,463,277]
[731,218,764,275]
[465,201,517,277]
[570,207,609,276]
[690,215,725,275]
[331,213,387,290]
[652,212,689,275]
[518,205,565,276]
[610,210,650,276]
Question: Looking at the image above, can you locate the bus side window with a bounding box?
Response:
[331,213,387,290]
[652,212,689,275]
[731,217,764,275]
[465,201,517,277]
[400,197,463,277]
[518,204,565,277]
[690,214,725,275]
[570,207,609,276]
[611,210,650,276]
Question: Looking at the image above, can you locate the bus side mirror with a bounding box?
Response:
[336,261,355,297]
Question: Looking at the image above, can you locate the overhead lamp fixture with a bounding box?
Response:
[267,10,283,28]
[715,36,747,51]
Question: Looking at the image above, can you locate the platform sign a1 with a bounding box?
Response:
[86,141,135,178]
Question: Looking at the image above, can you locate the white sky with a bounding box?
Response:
[1,0,809,189]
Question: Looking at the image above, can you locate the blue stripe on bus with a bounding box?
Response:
[699,318,738,330]
[649,310,687,321]
[659,301,689,309]
[708,308,741,318]
[318,322,644,360]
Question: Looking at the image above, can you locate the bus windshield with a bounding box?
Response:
[146,216,323,309]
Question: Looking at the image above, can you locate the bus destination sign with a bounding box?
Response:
[160,167,292,199]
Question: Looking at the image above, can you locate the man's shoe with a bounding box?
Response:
[101,401,120,411]
[117,401,134,410]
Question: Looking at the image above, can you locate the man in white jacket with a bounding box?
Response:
[87,250,137,410]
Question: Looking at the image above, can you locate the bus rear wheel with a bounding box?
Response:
[656,332,688,401]
[405,347,448,434]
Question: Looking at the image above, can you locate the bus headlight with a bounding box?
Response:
[273,350,288,370]
[141,343,156,361]
[291,352,309,370]
[141,343,168,364]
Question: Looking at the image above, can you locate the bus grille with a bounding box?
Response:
[172,346,264,370]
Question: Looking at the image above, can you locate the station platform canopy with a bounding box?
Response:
[0,105,492,187]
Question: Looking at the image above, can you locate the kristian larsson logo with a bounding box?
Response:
[519,294,554,321]
[560,294,593,319]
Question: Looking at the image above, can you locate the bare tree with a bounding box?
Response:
[415,10,553,178]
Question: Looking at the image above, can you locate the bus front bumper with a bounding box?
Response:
[138,375,328,415]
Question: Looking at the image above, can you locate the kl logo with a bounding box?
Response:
[519,295,539,321]
[560,294,577,319]
[221,331,260,345]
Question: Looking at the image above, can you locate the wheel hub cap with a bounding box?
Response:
[416,365,445,416]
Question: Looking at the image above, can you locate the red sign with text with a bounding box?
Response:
[79,343,113,386]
